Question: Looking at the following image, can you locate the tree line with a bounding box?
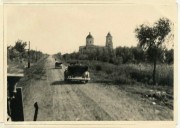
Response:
[58,46,173,65]
[7,40,46,64]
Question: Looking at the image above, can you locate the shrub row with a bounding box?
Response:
[77,60,173,86]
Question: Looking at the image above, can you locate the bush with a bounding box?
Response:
[115,75,135,84]
[96,65,102,71]
[156,65,173,86]
[105,68,113,74]
[130,70,152,84]
[129,64,173,86]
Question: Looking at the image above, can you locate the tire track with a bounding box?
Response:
[62,85,97,120]
[78,84,138,120]
[71,85,114,120]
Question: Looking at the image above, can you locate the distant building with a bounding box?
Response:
[79,32,113,53]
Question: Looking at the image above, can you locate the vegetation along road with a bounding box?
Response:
[16,56,173,121]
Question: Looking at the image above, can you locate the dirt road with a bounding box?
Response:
[21,56,173,121]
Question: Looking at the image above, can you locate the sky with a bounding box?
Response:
[4,3,176,54]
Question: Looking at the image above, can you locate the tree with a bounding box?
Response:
[14,40,27,59]
[164,49,173,64]
[131,47,146,63]
[115,46,134,64]
[135,17,172,85]
[14,40,27,53]
[102,48,110,62]
[96,48,104,61]
[8,47,20,60]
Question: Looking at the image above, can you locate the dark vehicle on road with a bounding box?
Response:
[55,61,63,69]
[64,64,90,83]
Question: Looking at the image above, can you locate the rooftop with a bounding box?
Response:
[86,32,93,39]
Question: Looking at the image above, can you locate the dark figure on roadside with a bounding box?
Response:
[34,102,38,121]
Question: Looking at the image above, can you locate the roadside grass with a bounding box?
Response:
[74,60,173,86]
[11,56,48,88]
[116,84,173,110]
[7,59,41,74]
[24,57,47,80]
[7,60,25,74]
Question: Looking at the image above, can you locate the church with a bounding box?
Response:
[79,32,113,53]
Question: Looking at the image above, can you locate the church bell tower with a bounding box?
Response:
[106,32,113,49]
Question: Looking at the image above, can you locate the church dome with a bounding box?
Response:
[86,32,93,39]
[107,32,112,37]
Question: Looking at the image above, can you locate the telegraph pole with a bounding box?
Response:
[28,41,30,68]
[36,47,37,62]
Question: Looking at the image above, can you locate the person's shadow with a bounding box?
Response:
[34,102,38,121]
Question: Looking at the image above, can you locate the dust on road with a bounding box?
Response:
[21,56,173,121]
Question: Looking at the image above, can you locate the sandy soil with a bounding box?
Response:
[20,56,173,121]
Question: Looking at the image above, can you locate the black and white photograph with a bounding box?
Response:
[5,1,177,123]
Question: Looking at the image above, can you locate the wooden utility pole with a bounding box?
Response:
[36,47,37,62]
[28,41,30,68]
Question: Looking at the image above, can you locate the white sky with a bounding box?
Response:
[4,4,176,54]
